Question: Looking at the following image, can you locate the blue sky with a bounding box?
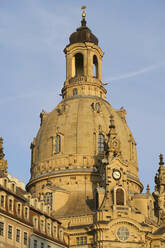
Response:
[0,0,165,192]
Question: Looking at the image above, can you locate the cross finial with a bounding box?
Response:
[81,5,87,27]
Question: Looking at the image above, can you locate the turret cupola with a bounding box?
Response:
[62,6,106,100]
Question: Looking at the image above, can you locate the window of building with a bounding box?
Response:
[116,188,124,205]
[44,193,53,210]
[0,222,4,236]
[75,53,84,76]
[76,236,87,245]
[4,179,7,188]
[34,239,37,248]
[47,222,51,235]
[56,135,61,153]
[24,206,29,219]
[12,183,15,192]
[0,195,5,208]
[40,219,45,232]
[16,229,20,242]
[93,55,98,78]
[24,232,28,246]
[53,225,57,238]
[59,229,63,240]
[41,242,44,248]
[47,245,51,248]
[98,133,105,152]
[8,198,13,212]
[33,216,38,229]
[17,203,21,216]
[8,225,12,239]
[73,88,78,96]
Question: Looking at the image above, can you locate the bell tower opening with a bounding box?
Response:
[116,188,124,206]
[75,53,84,77]
[93,55,98,78]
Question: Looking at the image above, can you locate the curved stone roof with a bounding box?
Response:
[29,96,139,184]
[69,26,98,46]
[68,18,98,46]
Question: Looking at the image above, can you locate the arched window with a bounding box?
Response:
[116,188,124,205]
[56,135,61,153]
[53,225,57,238]
[17,203,21,216]
[73,88,78,96]
[98,133,105,152]
[24,207,29,219]
[75,53,84,76]
[93,55,98,78]
[95,190,98,210]
[33,216,38,229]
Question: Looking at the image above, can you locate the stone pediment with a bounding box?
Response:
[107,157,128,169]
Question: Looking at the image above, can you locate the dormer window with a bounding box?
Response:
[47,222,51,235]
[12,183,15,192]
[33,216,38,229]
[53,224,57,238]
[17,203,22,217]
[40,218,45,233]
[59,228,63,241]
[4,179,7,188]
[24,206,29,220]
[8,198,13,212]
[98,133,105,152]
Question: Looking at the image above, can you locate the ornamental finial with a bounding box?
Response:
[0,137,5,160]
[159,153,164,166]
[81,5,87,27]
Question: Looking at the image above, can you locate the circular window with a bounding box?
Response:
[117,226,129,241]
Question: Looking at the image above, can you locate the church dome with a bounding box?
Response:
[26,9,143,211]
[28,96,139,186]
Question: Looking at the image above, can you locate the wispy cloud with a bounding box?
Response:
[108,62,165,82]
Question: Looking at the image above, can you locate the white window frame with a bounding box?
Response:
[23,231,28,246]
[8,224,13,240]
[0,222,4,237]
[16,228,21,243]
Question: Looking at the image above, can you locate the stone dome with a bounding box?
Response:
[29,96,139,183]
[68,18,98,46]
[69,25,98,46]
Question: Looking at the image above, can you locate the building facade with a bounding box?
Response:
[1,8,165,248]
[0,138,67,248]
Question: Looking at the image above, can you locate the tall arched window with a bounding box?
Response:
[56,135,61,153]
[116,188,124,205]
[93,55,98,78]
[98,133,105,152]
[73,88,78,96]
[75,53,84,76]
